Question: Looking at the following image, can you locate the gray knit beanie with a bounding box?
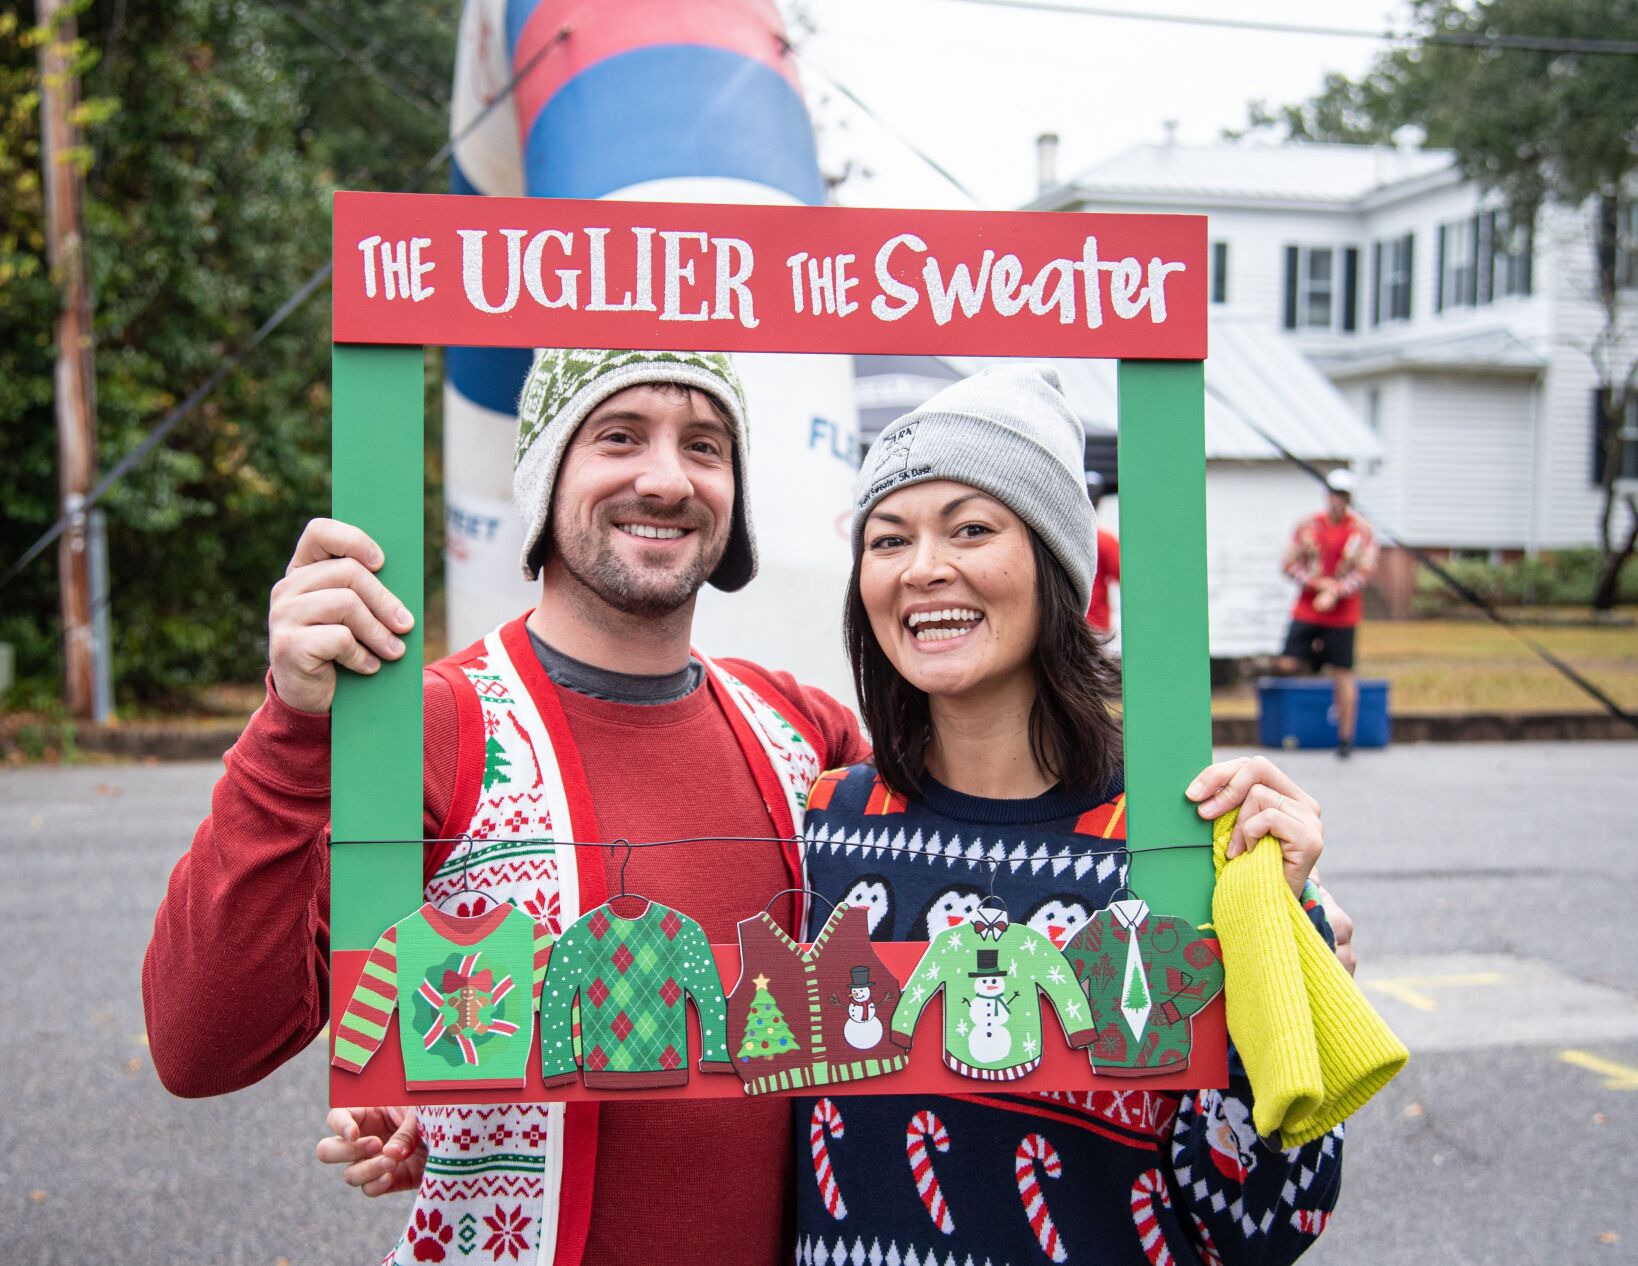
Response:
[513,347,755,590]
[853,365,1096,608]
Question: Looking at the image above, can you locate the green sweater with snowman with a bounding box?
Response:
[889,912,1096,1079]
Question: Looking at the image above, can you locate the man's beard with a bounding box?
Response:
[553,500,728,617]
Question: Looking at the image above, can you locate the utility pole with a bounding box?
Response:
[36,0,99,720]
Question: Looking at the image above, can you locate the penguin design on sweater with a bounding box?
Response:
[1024,894,1094,950]
[911,884,985,940]
[840,874,894,939]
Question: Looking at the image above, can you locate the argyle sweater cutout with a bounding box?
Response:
[890,914,1096,1081]
[332,903,552,1090]
[798,762,1344,1266]
[539,900,732,1089]
[1066,898,1225,1076]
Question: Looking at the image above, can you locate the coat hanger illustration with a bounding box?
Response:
[435,833,503,914]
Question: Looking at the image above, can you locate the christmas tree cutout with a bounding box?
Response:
[737,973,800,1062]
[1119,941,1152,1039]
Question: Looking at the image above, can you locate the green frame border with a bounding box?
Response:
[328,348,1212,965]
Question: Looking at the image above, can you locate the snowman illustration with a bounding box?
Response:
[965,949,1019,1064]
[842,965,884,1050]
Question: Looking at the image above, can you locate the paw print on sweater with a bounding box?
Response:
[408,1207,454,1262]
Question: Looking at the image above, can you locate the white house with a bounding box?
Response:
[854,318,1381,659]
[1028,138,1638,613]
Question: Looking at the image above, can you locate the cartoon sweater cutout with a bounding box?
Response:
[539,900,733,1089]
[332,903,552,1091]
[726,903,908,1096]
[1064,897,1224,1076]
[889,907,1096,1081]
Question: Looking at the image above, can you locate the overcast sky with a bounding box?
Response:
[795,0,1412,209]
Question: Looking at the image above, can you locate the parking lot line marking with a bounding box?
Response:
[1363,972,1509,1012]
[1559,1050,1638,1090]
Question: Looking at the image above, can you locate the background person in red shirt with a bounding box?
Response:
[1274,469,1379,757]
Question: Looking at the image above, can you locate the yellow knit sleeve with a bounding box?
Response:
[1212,808,1408,1145]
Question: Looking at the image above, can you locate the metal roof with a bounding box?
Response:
[854,315,1381,466]
[1321,327,1549,381]
[1051,141,1455,207]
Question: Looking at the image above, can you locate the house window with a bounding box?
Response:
[1372,233,1414,324]
[1616,202,1638,290]
[1210,240,1228,304]
[1301,247,1333,327]
[1493,216,1533,298]
[1593,392,1638,484]
[1438,217,1479,310]
[1283,245,1337,329]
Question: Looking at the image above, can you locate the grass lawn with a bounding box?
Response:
[1212,617,1638,715]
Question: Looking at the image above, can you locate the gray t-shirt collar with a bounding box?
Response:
[526,626,704,706]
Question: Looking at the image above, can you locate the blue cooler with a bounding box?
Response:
[1256,678,1390,750]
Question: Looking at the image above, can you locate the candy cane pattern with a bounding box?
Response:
[906,1110,955,1234]
[1190,1213,1224,1266]
[1291,1209,1332,1236]
[809,1099,848,1221]
[1014,1133,1067,1263]
[1130,1167,1175,1266]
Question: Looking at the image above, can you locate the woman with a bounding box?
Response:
[794,364,1343,1265]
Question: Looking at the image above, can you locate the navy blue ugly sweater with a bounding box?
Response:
[794,762,1343,1266]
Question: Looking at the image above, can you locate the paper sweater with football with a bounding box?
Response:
[540,899,733,1088]
[332,902,552,1090]
[798,761,1345,1266]
[890,913,1096,1079]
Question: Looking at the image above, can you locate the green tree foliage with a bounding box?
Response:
[0,0,457,707]
[1234,0,1638,609]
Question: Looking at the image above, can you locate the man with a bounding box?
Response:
[1275,469,1379,758]
[142,349,870,1266]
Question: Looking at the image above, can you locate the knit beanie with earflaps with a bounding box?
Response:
[852,364,1097,610]
[512,348,755,590]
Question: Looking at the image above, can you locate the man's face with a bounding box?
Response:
[1326,491,1350,521]
[546,384,736,617]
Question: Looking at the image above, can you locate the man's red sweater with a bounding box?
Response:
[142,660,867,1265]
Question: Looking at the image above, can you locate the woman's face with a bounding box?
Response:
[858,479,1039,702]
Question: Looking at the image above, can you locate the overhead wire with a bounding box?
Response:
[779,39,983,206]
[266,0,448,120]
[1200,382,1638,734]
[942,0,1638,57]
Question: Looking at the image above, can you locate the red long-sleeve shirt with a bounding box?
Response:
[143,661,867,1264]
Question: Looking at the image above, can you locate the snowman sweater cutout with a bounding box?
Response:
[890,907,1096,1081]
[726,902,907,1096]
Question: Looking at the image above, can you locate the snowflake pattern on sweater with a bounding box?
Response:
[798,762,1344,1266]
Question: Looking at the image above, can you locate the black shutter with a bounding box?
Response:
[1520,222,1534,296]
[1435,225,1446,312]
[1283,245,1299,329]
[1402,232,1415,319]
[1474,211,1487,304]
[1593,390,1610,485]
[1212,241,1228,304]
[1342,247,1359,332]
[1371,241,1382,326]
[1478,211,1495,305]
